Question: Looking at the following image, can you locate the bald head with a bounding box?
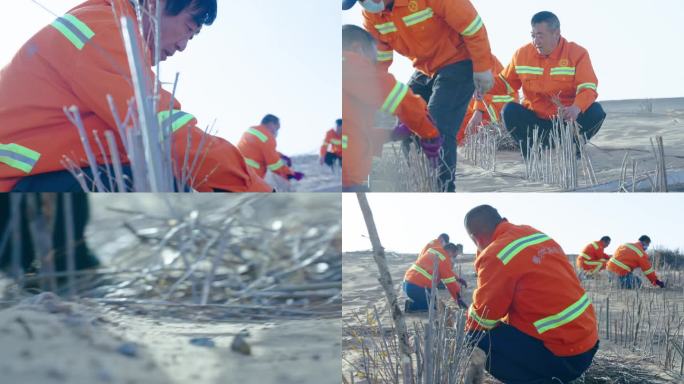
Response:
[464,205,503,236]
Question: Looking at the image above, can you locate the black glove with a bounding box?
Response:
[456,296,468,309]
[457,277,468,289]
[655,279,665,288]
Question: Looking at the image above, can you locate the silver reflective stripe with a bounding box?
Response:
[51,14,95,50]
[0,143,41,173]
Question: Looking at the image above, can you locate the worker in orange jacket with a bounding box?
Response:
[0,0,271,192]
[403,236,467,312]
[576,236,612,275]
[456,55,516,145]
[463,205,598,383]
[320,119,343,169]
[344,0,494,192]
[607,235,665,289]
[237,114,304,183]
[342,24,440,192]
[487,11,606,157]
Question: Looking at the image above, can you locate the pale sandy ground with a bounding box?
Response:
[0,195,342,384]
[342,251,682,383]
[292,154,342,192]
[372,97,684,192]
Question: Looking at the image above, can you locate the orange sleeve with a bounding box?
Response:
[320,131,331,158]
[487,53,521,97]
[438,257,460,300]
[638,256,658,285]
[466,255,514,331]
[344,57,439,139]
[68,24,269,192]
[572,47,599,112]
[362,15,394,72]
[431,0,492,72]
[263,137,293,178]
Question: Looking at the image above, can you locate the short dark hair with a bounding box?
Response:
[342,24,375,50]
[336,119,342,127]
[600,236,611,243]
[261,114,280,125]
[438,233,450,243]
[454,243,463,251]
[444,243,459,254]
[639,235,651,243]
[464,205,503,236]
[139,0,217,26]
[531,11,560,31]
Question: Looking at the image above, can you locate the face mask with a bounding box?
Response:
[642,242,649,251]
[360,0,385,13]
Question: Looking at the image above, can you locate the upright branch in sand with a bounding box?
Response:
[372,140,446,192]
[461,121,517,172]
[356,193,414,383]
[617,136,669,192]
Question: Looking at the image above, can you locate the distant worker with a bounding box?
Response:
[576,236,612,275]
[404,237,467,312]
[464,205,598,383]
[238,114,305,184]
[457,55,516,145]
[345,0,495,192]
[341,24,440,192]
[489,11,606,156]
[320,119,343,169]
[607,235,665,289]
[0,0,271,192]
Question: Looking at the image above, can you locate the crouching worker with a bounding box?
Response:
[463,204,598,384]
[607,235,665,290]
[403,238,467,312]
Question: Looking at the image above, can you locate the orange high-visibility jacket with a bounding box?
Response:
[342,51,438,187]
[362,0,493,76]
[320,129,343,158]
[466,220,598,357]
[0,0,270,192]
[457,55,516,144]
[404,239,460,300]
[237,125,294,179]
[491,37,599,119]
[607,242,659,285]
[576,241,610,273]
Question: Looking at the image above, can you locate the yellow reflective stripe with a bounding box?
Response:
[591,242,599,250]
[623,243,644,257]
[375,21,397,35]
[468,304,498,329]
[609,257,632,272]
[381,81,409,114]
[577,82,597,93]
[158,110,195,133]
[427,248,446,261]
[0,143,41,174]
[534,293,591,334]
[51,13,95,50]
[377,50,393,62]
[491,95,514,103]
[402,7,434,27]
[580,253,592,260]
[550,67,576,75]
[244,158,261,169]
[484,102,498,123]
[584,260,604,266]
[441,276,457,284]
[268,159,286,171]
[462,14,483,37]
[342,135,348,149]
[330,139,342,145]
[246,128,269,143]
[497,233,551,265]
[515,66,544,75]
[410,263,433,280]
[643,267,655,275]
[499,74,514,95]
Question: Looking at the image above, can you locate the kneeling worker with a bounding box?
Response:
[577,236,612,275]
[464,204,598,383]
[607,235,665,289]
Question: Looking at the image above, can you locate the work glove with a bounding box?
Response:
[280,154,293,168]
[420,136,443,161]
[473,70,494,94]
[287,172,305,181]
[391,122,412,141]
[456,296,468,309]
[655,279,665,288]
[457,277,468,289]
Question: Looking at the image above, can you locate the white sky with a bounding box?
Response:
[343,193,684,254]
[342,0,684,101]
[0,0,341,155]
